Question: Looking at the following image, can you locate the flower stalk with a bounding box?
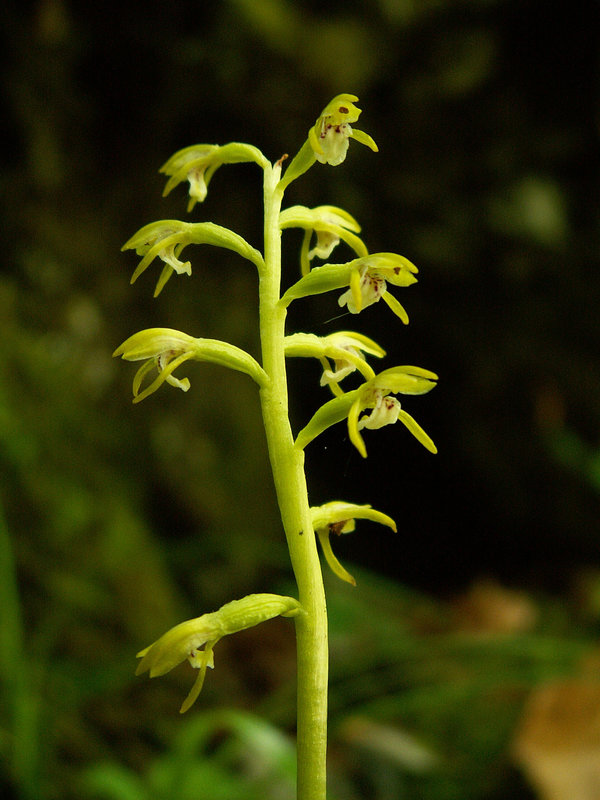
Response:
[114,95,437,800]
[258,163,329,799]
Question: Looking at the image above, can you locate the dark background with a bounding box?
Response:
[1,1,599,799]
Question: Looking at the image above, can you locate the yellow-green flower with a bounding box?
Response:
[280,253,418,324]
[309,94,378,166]
[284,331,385,396]
[113,328,267,403]
[136,594,302,713]
[121,219,192,294]
[279,205,368,276]
[162,144,220,211]
[311,501,396,585]
[122,220,265,296]
[122,221,194,296]
[113,328,197,403]
[160,142,269,212]
[295,366,438,458]
[337,253,418,323]
[278,94,378,191]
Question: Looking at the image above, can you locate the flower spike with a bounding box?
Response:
[311,501,396,585]
[136,594,302,712]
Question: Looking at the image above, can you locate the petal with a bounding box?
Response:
[319,94,362,126]
[161,142,269,199]
[133,351,195,403]
[317,529,356,586]
[366,253,419,280]
[381,290,409,324]
[154,264,174,297]
[347,396,368,458]
[121,220,191,254]
[350,267,363,312]
[285,332,379,387]
[279,204,361,233]
[397,408,438,454]
[328,331,386,359]
[160,145,220,195]
[132,359,156,397]
[371,366,438,395]
[179,645,215,714]
[350,127,379,153]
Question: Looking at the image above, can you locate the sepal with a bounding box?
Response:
[311,501,397,532]
[369,366,439,395]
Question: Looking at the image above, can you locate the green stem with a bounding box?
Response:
[259,163,328,800]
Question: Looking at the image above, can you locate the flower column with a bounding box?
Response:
[259,160,329,800]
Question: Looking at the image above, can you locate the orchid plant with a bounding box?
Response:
[114,94,438,800]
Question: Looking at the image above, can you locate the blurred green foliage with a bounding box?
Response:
[1,0,599,798]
